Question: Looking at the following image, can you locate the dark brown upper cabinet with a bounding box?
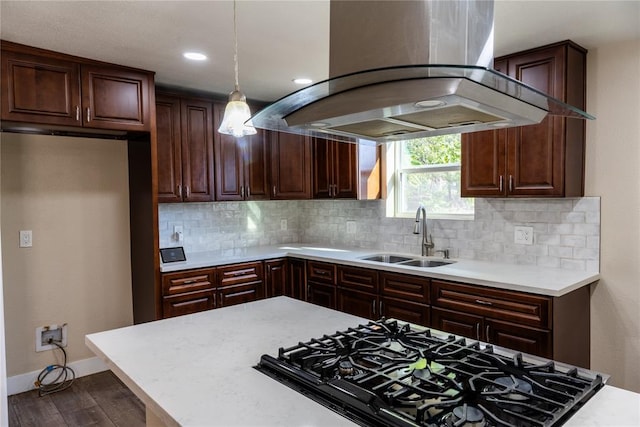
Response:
[213,103,269,201]
[156,93,214,203]
[270,132,312,200]
[461,40,587,197]
[312,137,358,199]
[1,41,151,132]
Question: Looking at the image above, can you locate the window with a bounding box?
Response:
[392,134,474,218]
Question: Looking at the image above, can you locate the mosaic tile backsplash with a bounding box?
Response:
[159,197,600,272]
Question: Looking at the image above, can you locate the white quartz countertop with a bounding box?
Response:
[160,243,599,297]
[86,297,639,427]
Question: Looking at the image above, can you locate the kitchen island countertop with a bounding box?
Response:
[160,243,599,297]
[86,297,639,427]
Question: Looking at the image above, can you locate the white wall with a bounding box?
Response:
[585,39,640,392]
[1,134,133,383]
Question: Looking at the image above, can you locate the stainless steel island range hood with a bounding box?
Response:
[251,0,593,144]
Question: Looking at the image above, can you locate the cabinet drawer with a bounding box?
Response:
[218,262,263,287]
[431,280,551,328]
[307,261,336,285]
[381,296,430,327]
[337,266,378,292]
[381,272,430,304]
[217,282,264,308]
[162,289,215,318]
[162,268,216,296]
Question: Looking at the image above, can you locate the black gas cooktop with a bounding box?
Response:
[255,318,603,427]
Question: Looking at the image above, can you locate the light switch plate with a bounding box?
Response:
[19,230,33,247]
[514,226,534,245]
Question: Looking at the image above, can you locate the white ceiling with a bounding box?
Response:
[1,1,638,103]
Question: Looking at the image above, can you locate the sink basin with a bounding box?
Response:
[360,254,413,263]
[398,259,455,268]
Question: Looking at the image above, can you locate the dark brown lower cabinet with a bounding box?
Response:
[288,258,307,300]
[160,261,264,318]
[381,296,430,327]
[307,282,336,309]
[265,258,288,298]
[337,288,378,319]
[162,290,215,318]
[431,307,552,358]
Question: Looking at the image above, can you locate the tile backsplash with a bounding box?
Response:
[159,197,600,272]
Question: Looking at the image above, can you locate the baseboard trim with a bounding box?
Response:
[7,356,108,396]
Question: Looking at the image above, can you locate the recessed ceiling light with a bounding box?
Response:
[293,78,313,85]
[490,122,511,127]
[183,52,207,61]
[310,122,329,127]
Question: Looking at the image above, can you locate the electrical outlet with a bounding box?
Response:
[280,219,287,230]
[35,324,68,352]
[19,230,33,247]
[514,226,534,245]
[346,221,357,234]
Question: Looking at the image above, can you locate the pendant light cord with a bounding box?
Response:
[233,0,239,90]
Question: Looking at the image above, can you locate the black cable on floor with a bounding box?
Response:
[35,340,76,396]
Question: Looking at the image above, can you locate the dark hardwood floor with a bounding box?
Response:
[8,370,145,427]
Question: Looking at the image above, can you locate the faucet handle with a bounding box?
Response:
[435,249,450,259]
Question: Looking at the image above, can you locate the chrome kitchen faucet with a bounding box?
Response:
[413,205,434,256]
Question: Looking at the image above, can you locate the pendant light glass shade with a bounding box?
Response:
[218,89,257,137]
[218,0,256,138]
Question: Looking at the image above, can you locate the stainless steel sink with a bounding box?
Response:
[360,254,414,263]
[398,259,455,268]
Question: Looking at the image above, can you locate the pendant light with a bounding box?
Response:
[218,0,256,137]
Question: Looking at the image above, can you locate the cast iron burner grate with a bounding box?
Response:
[255,319,603,427]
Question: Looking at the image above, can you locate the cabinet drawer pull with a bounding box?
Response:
[314,270,328,276]
[475,299,493,306]
[230,271,249,277]
[182,280,196,285]
[75,106,80,121]
[86,107,91,122]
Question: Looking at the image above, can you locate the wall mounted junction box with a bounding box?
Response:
[35,324,68,352]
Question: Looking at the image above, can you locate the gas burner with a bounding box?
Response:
[493,376,533,401]
[412,368,432,381]
[338,360,354,377]
[445,405,486,427]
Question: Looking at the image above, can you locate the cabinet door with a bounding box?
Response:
[337,288,377,319]
[506,46,565,196]
[162,290,215,318]
[333,140,357,198]
[461,129,507,197]
[381,296,430,327]
[265,259,288,298]
[485,318,552,358]
[1,50,81,126]
[270,132,311,199]
[288,258,307,300]
[181,99,215,202]
[312,137,332,198]
[156,94,183,202]
[432,307,483,341]
[81,65,150,131]
[244,130,270,200]
[214,134,245,201]
[307,281,336,309]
